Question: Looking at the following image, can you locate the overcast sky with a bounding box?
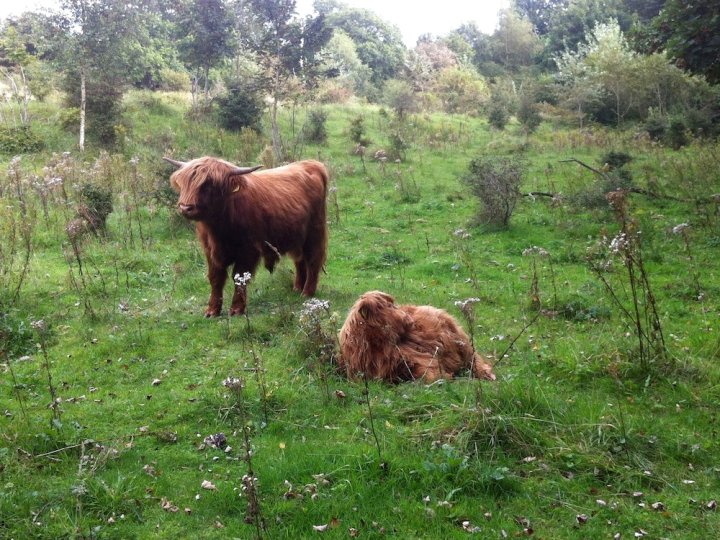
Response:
[1,0,510,46]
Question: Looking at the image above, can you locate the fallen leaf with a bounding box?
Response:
[335,390,346,399]
[161,497,178,512]
[201,480,217,490]
[349,528,359,537]
[651,502,665,511]
[313,524,328,532]
[576,514,588,524]
[707,500,717,510]
[152,378,162,386]
[184,507,192,515]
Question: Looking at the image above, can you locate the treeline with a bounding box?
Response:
[1,0,718,153]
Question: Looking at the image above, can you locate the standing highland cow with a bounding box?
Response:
[165,156,329,316]
[338,291,496,383]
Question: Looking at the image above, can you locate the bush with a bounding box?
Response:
[158,68,191,92]
[383,79,418,119]
[488,102,510,130]
[462,156,524,228]
[601,151,632,171]
[0,126,44,154]
[666,116,689,150]
[644,112,667,141]
[517,97,541,134]
[305,109,328,144]
[349,115,371,146]
[216,84,263,132]
[78,183,114,230]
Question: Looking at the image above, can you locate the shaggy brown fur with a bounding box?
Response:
[167,156,328,316]
[338,291,496,383]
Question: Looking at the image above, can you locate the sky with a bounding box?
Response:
[1,0,510,46]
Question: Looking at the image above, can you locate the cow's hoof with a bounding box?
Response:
[228,307,245,316]
[204,309,221,318]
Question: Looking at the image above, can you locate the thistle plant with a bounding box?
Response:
[223,376,266,537]
[32,319,62,430]
[521,246,555,311]
[672,223,703,300]
[588,190,669,372]
[233,272,269,425]
[452,228,479,290]
[297,298,338,402]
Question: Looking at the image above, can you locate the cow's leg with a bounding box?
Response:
[206,263,227,317]
[293,260,307,292]
[230,252,260,316]
[300,219,327,297]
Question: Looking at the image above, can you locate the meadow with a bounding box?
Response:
[1,91,719,538]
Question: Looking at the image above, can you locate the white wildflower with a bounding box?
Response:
[234,272,252,287]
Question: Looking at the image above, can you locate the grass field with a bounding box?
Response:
[1,92,719,538]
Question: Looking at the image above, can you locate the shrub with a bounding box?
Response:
[666,116,689,150]
[383,79,418,119]
[0,126,44,154]
[349,115,371,146]
[216,84,263,132]
[517,96,541,134]
[601,151,633,171]
[78,183,114,231]
[487,102,510,130]
[644,112,667,141]
[462,156,524,228]
[0,313,35,359]
[305,109,328,144]
[158,68,191,92]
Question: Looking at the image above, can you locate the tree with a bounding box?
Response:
[553,40,601,127]
[432,67,489,115]
[649,0,720,83]
[177,0,236,107]
[319,2,405,88]
[240,0,331,161]
[0,26,34,124]
[446,23,495,73]
[583,20,638,126]
[543,0,630,59]
[513,0,568,35]
[405,37,457,93]
[52,0,151,149]
[319,29,372,96]
[491,9,542,70]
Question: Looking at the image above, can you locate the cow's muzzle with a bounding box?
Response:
[178,203,197,218]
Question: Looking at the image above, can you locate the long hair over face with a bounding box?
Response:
[338,291,496,383]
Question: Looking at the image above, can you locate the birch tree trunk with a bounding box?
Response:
[271,68,283,164]
[79,68,86,152]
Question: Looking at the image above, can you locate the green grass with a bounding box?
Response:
[1,92,719,538]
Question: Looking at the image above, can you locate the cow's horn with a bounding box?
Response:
[231,165,263,175]
[163,157,187,169]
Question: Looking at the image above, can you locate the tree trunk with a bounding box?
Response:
[19,65,30,125]
[203,66,210,105]
[270,69,283,164]
[79,68,86,152]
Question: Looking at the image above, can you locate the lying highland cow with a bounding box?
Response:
[165,156,328,316]
[338,291,496,383]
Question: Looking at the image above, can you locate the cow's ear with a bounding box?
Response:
[230,176,247,194]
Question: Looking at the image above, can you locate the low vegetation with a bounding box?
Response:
[0,90,718,538]
[1,0,720,537]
